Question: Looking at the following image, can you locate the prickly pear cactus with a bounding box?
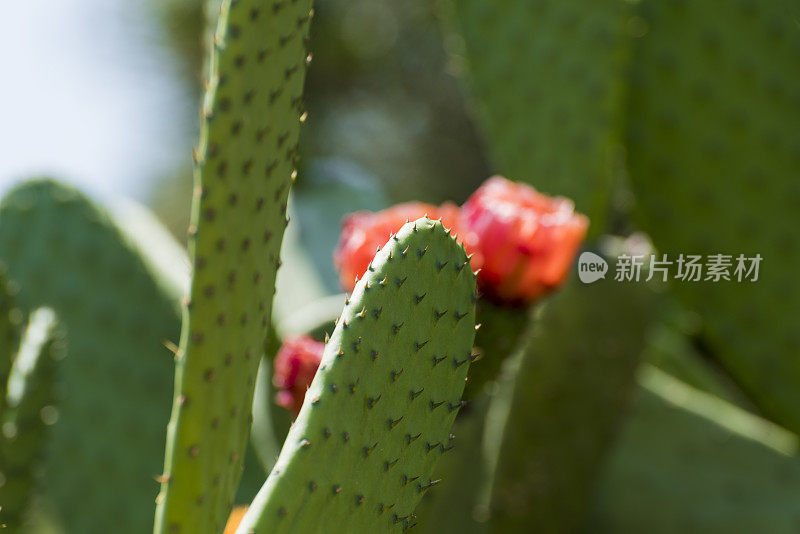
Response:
[0,180,181,532]
[448,0,634,228]
[237,218,478,533]
[153,0,314,530]
[592,366,800,533]
[0,310,62,528]
[625,0,800,433]
[486,275,652,532]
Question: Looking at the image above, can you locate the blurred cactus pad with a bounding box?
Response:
[1,0,798,533]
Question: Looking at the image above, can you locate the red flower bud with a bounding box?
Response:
[333,202,461,291]
[333,177,587,304]
[460,176,588,303]
[272,335,324,415]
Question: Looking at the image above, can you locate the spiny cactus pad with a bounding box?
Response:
[0,180,180,532]
[487,275,651,532]
[237,218,478,533]
[450,0,634,228]
[0,310,61,528]
[154,0,313,530]
[592,367,800,533]
[626,0,800,433]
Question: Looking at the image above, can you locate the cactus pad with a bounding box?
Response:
[626,0,800,432]
[487,275,651,532]
[0,180,181,532]
[450,0,634,227]
[154,0,314,529]
[237,218,478,533]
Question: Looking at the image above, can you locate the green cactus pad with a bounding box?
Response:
[449,0,634,228]
[486,276,652,532]
[237,218,478,533]
[154,0,313,530]
[0,310,62,528]
[591,366,800,533]
[0,180,181,532]
[625,0,800,433]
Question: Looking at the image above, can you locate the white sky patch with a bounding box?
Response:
[0,0,188,202]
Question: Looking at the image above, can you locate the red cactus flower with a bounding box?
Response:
[460,176,588,303]
[273,335,324,415]
[333,202,461,291]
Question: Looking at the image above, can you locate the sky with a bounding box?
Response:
[0,0,189,203]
